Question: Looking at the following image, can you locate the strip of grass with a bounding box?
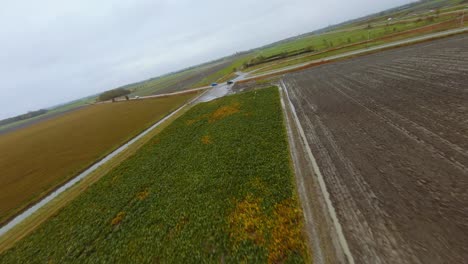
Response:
[0,87,308,263]
[0,94,196,226]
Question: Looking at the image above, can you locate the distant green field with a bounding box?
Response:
[254,19,465,74]
[242,7,465,75]
[129,68,200,96]
[193,56,251,86]
[0,87,308,263]
[253,13,460,60]
[128,60,235,96]
[224,0,462,76]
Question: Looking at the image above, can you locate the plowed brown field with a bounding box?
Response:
[283,34,468,263]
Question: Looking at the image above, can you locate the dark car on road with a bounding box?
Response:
[227,80,234,85]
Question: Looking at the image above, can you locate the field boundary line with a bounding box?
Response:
[278,85,326,263]
[280,80,355,264]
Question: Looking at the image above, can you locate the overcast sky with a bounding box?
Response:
[0,0,414,119]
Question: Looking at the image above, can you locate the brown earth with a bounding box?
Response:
[282,34,468,263]
[0,106,86,136]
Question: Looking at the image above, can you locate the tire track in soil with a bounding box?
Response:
[279,85,327,264]
[281,81,355,264]
[357,67,468,149]
[333,75,468,170]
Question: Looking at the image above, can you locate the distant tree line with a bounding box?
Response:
[98,88,131,102]
[0,109,48,127]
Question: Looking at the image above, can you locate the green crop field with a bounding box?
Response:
[0,93,196,226]
[0,87,308,263]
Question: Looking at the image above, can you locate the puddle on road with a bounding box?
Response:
[197,71,249,103]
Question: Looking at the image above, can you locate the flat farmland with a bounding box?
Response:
[0,93,196,226]
[283,34,468,263]
[0,88,308,263]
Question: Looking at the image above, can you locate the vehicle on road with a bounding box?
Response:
[227,80,234,85]
[210,83,218,87]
